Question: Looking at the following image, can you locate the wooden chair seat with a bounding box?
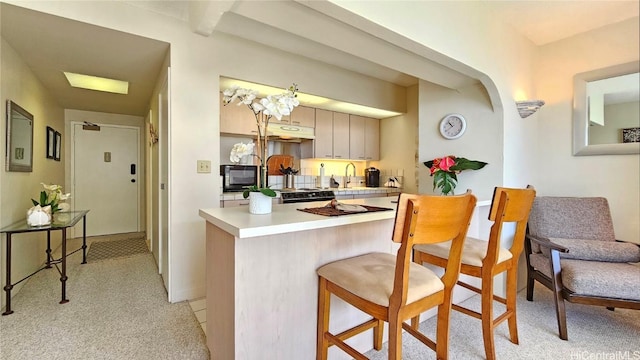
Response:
[415,237,513,268]
[317,252,444,307]
[316,191,477,360]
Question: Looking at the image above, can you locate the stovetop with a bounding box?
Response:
[280,189,335,203]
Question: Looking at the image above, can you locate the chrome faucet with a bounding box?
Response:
[344,162,356,188]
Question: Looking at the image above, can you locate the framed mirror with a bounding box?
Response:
[573,61,640,156]
[5,100,34,172]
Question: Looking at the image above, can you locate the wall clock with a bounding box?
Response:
[439,113,467,140]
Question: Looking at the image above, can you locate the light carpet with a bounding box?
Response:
[0,239,208,360]
[365,283,640,359]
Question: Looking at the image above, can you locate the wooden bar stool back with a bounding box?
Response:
[413,186,536,360]
[316,191,477,360]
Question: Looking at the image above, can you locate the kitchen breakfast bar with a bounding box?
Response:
[199,197,401,359]
[199,196,491,359]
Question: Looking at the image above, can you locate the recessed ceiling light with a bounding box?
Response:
[63,72,129,94]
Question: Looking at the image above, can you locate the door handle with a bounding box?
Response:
[130,164,136,175]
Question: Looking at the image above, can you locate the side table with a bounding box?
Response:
[0,210,89,315]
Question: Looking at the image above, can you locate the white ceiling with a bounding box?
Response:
[1,1,637,116]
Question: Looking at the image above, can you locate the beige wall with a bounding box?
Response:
[377,85,419,193]
[417,81,502,202]
[1,38,66,307]
[535,17,640,242]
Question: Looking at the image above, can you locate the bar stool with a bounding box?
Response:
[316,191,477,359]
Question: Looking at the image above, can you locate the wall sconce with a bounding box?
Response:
[516,100,545,118]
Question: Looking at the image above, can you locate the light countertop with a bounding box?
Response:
[200,197,398,239]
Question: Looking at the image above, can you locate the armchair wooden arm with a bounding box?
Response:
[525,234,569,253]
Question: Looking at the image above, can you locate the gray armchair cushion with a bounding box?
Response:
[529,253,640,301]
[528,197,616,253]
[546,238,640,263]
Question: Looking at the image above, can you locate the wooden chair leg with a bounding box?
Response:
[388,314,403,360]
[435,302,452,360]
[481,275,496,360]
[410,314,420,329]
[506,267,519,344]
[317,277,330,360]
[373,318,384,350]
[526,270,535,301]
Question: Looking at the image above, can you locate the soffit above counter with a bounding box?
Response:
[212,1,481,92]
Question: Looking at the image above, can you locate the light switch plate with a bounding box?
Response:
[197,160,211,173]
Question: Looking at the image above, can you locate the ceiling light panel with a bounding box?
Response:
[64,72,129,94]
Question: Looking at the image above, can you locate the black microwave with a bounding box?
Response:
[221,165,259,192]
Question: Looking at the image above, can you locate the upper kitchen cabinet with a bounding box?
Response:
[290,106,315,127]
[349,115,366,160]
[350,115,380,161]
[219,94,258,136]
[333,112,350,159]
[364,116,380,160]
[301,109,349,159]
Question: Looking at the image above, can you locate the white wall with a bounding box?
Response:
[534,17,640,242]
[1,38,65,308]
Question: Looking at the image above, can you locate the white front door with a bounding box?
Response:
[72,123,140,236]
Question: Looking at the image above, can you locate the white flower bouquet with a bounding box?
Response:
[230,141,255,163]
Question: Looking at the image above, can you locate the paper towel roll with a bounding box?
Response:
[318,165,327,188]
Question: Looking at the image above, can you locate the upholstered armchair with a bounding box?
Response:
[524,196,640,340]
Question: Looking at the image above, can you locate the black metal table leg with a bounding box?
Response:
[81,215,87,264]
[2,233,13,315]
[46,230,52,268]
[60,229,68,304]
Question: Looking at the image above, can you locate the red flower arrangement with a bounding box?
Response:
[423,155,488,195]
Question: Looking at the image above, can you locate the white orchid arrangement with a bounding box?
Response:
[230,141,256,163]
[222,83,300,189]
[222,84,300,121]
[31,183,71,213]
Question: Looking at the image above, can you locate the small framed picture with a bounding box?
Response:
[622,127,640,143]
[46,126,55,159]
[54,131,62,161]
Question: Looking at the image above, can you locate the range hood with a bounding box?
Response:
[267,123,315,141]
